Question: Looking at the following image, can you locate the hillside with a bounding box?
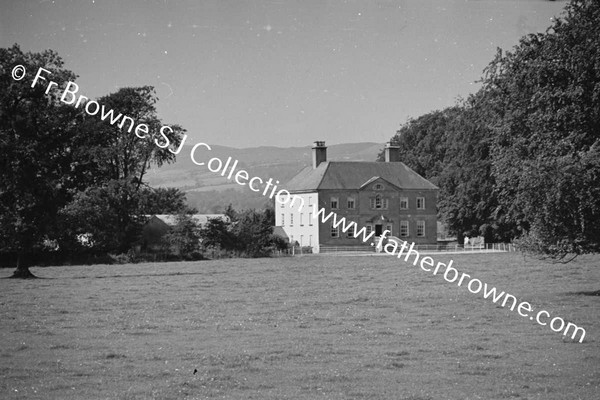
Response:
[146,142,383,212]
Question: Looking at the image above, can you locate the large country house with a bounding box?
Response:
[275,141,438,253]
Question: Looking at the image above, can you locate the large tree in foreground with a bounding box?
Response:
[0,45,82,277]
[0,45,187,276]
[483,0,600,259]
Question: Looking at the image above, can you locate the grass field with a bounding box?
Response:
[1,252,599,399]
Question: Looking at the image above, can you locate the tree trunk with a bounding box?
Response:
[10,253,37,279]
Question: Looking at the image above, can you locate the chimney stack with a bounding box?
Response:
[384,141,400,162]
[312,141,327,169]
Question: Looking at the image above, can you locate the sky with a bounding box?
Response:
[1,0,568,148]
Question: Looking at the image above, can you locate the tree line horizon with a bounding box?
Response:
[378,0,599,262]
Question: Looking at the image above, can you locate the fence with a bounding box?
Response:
[317,242,517,254]
[272,246,314,256]
[319,245,376,254]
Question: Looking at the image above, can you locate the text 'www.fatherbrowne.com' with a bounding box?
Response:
[313,206,586,343]
[15,65,586,343]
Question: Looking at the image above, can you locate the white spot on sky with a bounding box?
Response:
[167,22,173,28]
[263,25,272,32]
[164,50,168,54]
[161,82,174,98]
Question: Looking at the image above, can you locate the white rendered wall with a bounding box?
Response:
[275,192,320,252]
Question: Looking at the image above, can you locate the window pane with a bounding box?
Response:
[347,197,355,209]
[417,221,425,237]
[331,224,339,238]
[401,197,408,209]
[347,226,354,237]
[331,197,338,209]
[400,221,409,236]
[385,224,392,235]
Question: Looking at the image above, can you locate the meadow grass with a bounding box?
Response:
[1,252,599,399]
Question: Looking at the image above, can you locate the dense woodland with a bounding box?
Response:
[380,0,600,261]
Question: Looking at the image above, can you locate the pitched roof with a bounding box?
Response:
[272,226,289,240]
[286,161,438,192]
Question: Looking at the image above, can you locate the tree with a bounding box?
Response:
[162,214,202,259]
[483,0,600,259]
[231,208,275,257]
[384,100,516,243]
[0,44,83,277]
[58,180,146,254]
[199,217,236,252]
[58,87,186,255]
[78,86,185,186]
[0,45,187,276]
[224,203,238,222]
[138,187,190,215]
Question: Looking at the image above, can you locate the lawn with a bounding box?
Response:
[1,252,599,399]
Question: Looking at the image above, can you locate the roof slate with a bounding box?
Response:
[286,161,438,192]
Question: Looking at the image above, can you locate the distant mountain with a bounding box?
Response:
[145,142,384,212]
[146,142,383,190]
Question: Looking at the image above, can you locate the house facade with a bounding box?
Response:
[275,141,438,253]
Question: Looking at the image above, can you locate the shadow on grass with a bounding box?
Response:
[66,271,214,280]
[1,275,48,280]
[569,290,600,296]
[2,271,212,280]
[2,266,228,280]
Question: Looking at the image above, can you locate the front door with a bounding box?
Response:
[375,224,383,236]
